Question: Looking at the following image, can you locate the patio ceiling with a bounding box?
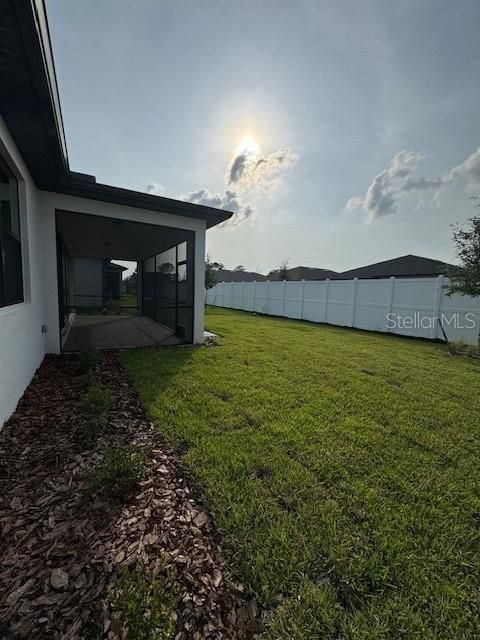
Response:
[56,210,191,261]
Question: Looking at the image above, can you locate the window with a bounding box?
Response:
[0,154,23,308]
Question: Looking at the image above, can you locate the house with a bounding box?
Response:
[0,0,232,425]
[268,266,338,281]
[215,256,452,284]
[214,269,267,283]
[72,259,127,307]
[104,262,128,301]
[335,254,454,280]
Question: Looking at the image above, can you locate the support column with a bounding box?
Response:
[193,226,206,344]
[136,260,142,316]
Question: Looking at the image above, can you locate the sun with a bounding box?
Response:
[237,135,261,156]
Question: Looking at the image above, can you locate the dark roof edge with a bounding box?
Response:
[53,180,233,228]
[339,254,452,275]
[107,262,128,271]
[331,273,447,281]
[13,0,70,185]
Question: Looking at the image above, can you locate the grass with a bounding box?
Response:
[122,308,480,638]
[110,293,138,315]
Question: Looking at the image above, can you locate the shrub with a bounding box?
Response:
[447,339,478,357]
[86,446,144,499]
[82,415,106,440]
[77,350,96,374]
[80,383,112,417]
[110,562,178,640]
[81,367,96,389]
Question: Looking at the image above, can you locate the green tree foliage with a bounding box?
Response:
[205,255,224,289]
[447,215,480,296]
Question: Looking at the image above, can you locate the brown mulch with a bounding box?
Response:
[0,352,263,639]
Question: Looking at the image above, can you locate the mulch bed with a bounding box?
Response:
[0,352,263,639]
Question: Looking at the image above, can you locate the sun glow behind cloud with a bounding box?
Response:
[236,134,261,157]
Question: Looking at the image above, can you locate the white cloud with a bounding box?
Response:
[146,144,297,226]
[444,147,480,187]
[347,147,480,221]
[145,182,165,195]
[181,188,254,226]
[226,147,297,193]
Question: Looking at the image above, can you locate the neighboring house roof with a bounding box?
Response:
[215,256,454,283]
[0,0,232,229]
[268,266,338,281]
[214,269,266,283]
[106,262,128,272]
[336,255,454,280]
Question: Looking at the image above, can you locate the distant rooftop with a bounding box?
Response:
[336,254,454,280]
[215,255,455,283]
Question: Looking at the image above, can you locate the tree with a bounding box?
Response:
[205,255,224,289]
[268,258,290,281]
[234,265,246,272]
[447,215,480,297]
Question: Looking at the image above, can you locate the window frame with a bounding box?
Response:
[0,152,24,309]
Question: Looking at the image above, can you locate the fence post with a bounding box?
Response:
[282,280,286,317]
[300,279,306,320]
[266,279,270,314]
[324,278,330,323]
[351,277,358,327]
[241,281,244,310]
[431,275,444,339]
[386,276,395,332]
[253,280,256,312]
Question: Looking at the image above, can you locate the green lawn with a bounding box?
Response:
[110,293,138,314]
[122,308,480,639]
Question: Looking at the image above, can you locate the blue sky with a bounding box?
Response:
[47,0,480,274]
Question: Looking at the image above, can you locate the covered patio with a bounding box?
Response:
[56,210,195,351]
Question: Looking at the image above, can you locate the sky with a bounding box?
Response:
[47,0,480,275]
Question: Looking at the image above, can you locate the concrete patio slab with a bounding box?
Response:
[62,315,180,351]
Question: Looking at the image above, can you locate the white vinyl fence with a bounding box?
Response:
[206,276,480,345]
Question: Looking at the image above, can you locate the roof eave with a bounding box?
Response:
[54,179,233,228]
[10,0,70,186]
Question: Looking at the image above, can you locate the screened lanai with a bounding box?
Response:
[56,211,195,351]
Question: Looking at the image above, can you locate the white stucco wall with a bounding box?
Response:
[0,116,47,426]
